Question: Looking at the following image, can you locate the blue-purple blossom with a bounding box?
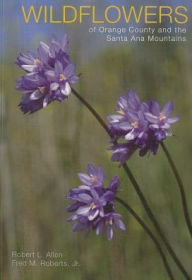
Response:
[78,163,105,188]
[49,35,69,59]
[67,164,126,240]
[16,35,79,114]
[94,213,126,240]
[145,101,179,140]
[109,142,137,165]
[16,42,50,73]
[108,91,179,164]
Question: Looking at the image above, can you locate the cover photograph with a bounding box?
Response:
[1,0,192,279]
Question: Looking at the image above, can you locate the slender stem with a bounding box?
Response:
[161,142,192,238]
[116,197,175,280]
[71,87,191,280]
[72,88,110,135]
[122,163,190,280]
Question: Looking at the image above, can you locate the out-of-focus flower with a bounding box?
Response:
[16,34,79,114]
[78,163,105,188]
[108,91,179,164]
[109,142,137,165]
[145,101,180,140]
[49,34,69,58]
[45,61,78,98]
[67,164,126,240]
[94,212,126,240]
[16,42,50,73]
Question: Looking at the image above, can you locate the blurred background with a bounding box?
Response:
[1,0,192,279]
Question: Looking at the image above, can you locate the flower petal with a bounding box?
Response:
[78,185,91,191]
[61,82,71,96]
[55,61,63,75]
[151,101,160,115]
[64,63,75,77]
[76,206,90,216]
[67,202,80,212]
[96,222,104,235]
[77,193,92,203]
[87,163,96,176]
[67,214,78,222]
[106,227,113,241]
[45,70,56,81]
[30,90,43,100]
[114,218,126,231]
[78,173,91,185]
[107,114,125,123]
[88,209,99,221]
[125,129,136,141]
[145,112,158,123]
[22,65,37,72]
[38,41,50,63]
[167,116,180,124]
[162,101,173,117]
[50,82,59,91]
[43,95,49,108]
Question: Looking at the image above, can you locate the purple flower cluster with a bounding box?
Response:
[108,91,179,164]
[16,35,79,113]
[67,164,126,240]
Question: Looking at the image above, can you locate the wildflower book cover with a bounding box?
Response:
[1,0,192,280]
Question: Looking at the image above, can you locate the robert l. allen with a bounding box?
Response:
[12,251,41,258]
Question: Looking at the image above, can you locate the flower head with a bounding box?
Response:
[16,34,79,114]
[49,34,69,59]
[108,91,179,164]
[78,163,105,188]
[109,142,137,165]
[94,213,126,240]
[67,164,126,240]
[16,42,50,73]
[145,101,180,140]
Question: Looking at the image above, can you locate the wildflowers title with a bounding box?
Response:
[21,4,189,24]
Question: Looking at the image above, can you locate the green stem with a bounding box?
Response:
[161,142,192,238]
[71,87,191,280]
[116,197,175,280]
[122,163,190,280]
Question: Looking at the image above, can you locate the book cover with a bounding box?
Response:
[1,1,192,279]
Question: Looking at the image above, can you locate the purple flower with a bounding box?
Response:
[45,61,78,97]
[95,213,126,240]
[108,91,179,164]
[108,91,143,138]
[69,188,109,221]
[49,34,69,59]
[67,164,126,240]
[78,163,105,188]
[145,101,180,139]
[16,42,50,73]
[16,34,79,114]
[109,142,137,165]
[124,111,148,141]
[116,90,142,115]
[16,74,50,113]
[108,176,120,193]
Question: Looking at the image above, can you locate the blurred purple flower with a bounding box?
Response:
[16,42,50,73]
[109,142,137,165]
[145,101,180,139]
[16,34,79,114]
[78,163,105,188]
[45,61,78,98]
[95,213,126,240]
[49,34,69,59]
[108,91,179,164]
[67,164,126,240]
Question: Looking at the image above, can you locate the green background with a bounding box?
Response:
[1,1,192,279]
